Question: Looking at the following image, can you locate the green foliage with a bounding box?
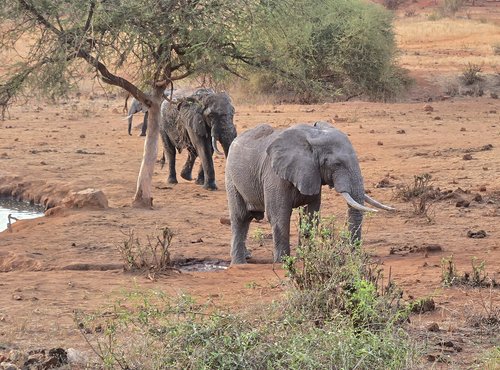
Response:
[284,211,408,328]
[0,0,256,113]
[79,218,418,369]
[244,0,411,102]
[1,0,409,111]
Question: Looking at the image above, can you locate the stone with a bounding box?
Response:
[473,194,483,202]
[427,322,440,332]
[0,362,20,370]
[455,199,470,208]
[423,104,434,112]
[66,348,87,365]
[467,230,487,238]
[61,188,108,209]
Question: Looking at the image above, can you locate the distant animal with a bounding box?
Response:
[225,122,395,264]
[125,97,149,136]
[124,88,177,136]
[160,89,236,190]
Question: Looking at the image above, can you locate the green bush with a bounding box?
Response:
[80,217,418,369]
[244,0,412,102]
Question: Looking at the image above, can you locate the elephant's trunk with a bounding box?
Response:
[344,187,366,244]
[332,171,367,244]
[127,114,133,136]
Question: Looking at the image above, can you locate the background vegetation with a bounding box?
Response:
[0,0,409,110]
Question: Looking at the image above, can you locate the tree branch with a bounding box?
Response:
[84,0,97,33]
[17,0,61,36]
[76,50,151,107]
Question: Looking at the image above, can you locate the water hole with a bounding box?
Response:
[176,259,230,272]
[0,198,45,232]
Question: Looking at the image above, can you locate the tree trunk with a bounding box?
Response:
[132,94,162,208]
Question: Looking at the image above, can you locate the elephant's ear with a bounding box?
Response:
[267,129,321,196]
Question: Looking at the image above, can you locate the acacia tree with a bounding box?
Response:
[0,0,254,207]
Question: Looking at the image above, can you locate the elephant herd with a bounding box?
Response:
[126,89,394,264]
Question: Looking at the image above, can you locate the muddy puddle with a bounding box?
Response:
[0,198,45,232]
[176,259,230,272]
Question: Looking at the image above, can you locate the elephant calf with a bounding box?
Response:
[225,122,395,264]
[160,89,237,190]
[125,97,148,136]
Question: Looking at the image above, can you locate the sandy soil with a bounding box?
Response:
[0,1,499,367]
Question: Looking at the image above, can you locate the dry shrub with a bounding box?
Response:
[461,63,483,86]
[395,173,440,220]
[117,226,174,272]
[441,255,499,288]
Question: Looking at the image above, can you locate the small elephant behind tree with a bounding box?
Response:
[160,89,237,190]
[225,122,395,264]
[125,97,149,136]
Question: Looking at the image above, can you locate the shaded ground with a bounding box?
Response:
[0,1,499,368]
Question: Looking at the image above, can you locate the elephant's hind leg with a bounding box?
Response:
[161,134,178,184]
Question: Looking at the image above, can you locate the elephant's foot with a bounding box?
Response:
[195,177,205,185]
[139,133,146,137]
[203,181,218,191]
[273,249,291,263]
[231,248,252,264]
[180,169,193,181]
[167,176,178,184]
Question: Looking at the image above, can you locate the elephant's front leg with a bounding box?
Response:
[190,134,217,190]
[227,180,252,264]
[266,197,293,263]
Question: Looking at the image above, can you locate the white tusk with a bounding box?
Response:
[123,114,133,120]
[212,136,223,155]
[340,193,378,213]
[364,194,396,211]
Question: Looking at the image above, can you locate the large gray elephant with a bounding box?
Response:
[160,89,236,190]
[225,122,394,264]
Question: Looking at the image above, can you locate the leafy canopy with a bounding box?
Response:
[0,0,407,112]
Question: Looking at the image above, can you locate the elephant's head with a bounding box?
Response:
[267,121,394,242]
[199,92,237,157]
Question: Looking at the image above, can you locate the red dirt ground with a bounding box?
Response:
[0,1,499,367]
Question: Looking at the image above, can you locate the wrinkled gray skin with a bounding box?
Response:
[226,122,390,264]
[127,98,148,136]
[160,90,237,190]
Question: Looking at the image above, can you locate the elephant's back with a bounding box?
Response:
[230,124,276,152]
